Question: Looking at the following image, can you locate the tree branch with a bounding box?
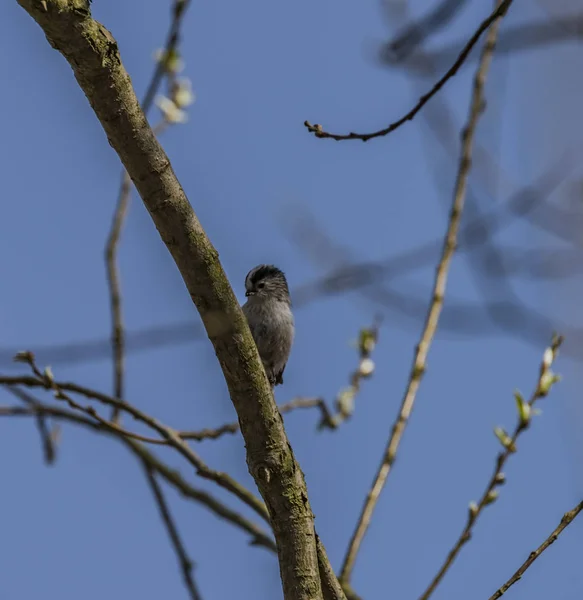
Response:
[13,2,332,596]
[107,0,191,422]
[0,399,277,552]
[418,335,563,600]
[338,1,510,588]
[2,365,270,524]
[487,499,583,600]
[303,0,512,142]
[143,464,203,600]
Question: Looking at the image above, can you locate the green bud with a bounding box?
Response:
[13,351,34,364]
[358,328,377,355]
[539,371,561,396]
[484,490,499,505]
[336,387,356,418]
[43,366,54,386]
[494,427,516,452]
[514,390,531,426]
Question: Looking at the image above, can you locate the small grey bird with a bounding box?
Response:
[242,264,294,386]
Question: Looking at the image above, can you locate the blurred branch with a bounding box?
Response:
[339,4,507,588]
[3,158,583,371]
[304,0,512,141]
[381,15,583,70]
[382,0,468,62]
[141,0,192,115]
[143,464,203,600]
[0,398,277,552]
[418,335,563,600]
[107,0,191,423]
[487,498,583,600]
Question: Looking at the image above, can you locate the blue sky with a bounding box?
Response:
[1,1,582,599]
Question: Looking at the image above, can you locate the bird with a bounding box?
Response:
[242,264,295,387]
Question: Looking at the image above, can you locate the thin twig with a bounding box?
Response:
[107,0,191,422]
[180,397,328,440]
[144,464,203,600]
[487,499,583,600]
[5,386,58,464]
[2,358,269,524]
[304,0,512,142]
[417,335,563,600]
[0,400,277,552]
[106,171,131,422]
[318,319,381,430]
[181,319,381,440]
[141,0,192,116]
[338,3,510,587]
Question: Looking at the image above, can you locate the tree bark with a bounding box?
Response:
[16,1,324,597]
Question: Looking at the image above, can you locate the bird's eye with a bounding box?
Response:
[257,282,265,289]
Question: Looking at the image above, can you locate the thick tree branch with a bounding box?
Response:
[15,2,328,597]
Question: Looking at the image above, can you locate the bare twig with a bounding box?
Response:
[181,319,381,440]
[106,170,131,422]
[304,0,512,142]
[318,319,381,430]
[107,0,191,423]
[141,0,192,116]
[126,438,276,552]
[144,464,203,600]
[5,386,59,464]
[180,397,330,441]
[487,499,583,600]
[2,356,269,524]
[418,335,563,600]
[338,3,510,587]
[0,400,277,552]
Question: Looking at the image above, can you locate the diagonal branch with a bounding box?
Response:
[487,499,583,600]
[6,386,59,464]
[144,464,203,600]
[303,0,512,142]
[105,170,131,422]
[2,365,270,523]
[418,335,563,600]
[107,0,191,422]
[0,399,277,552]
[338,1,510,588]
